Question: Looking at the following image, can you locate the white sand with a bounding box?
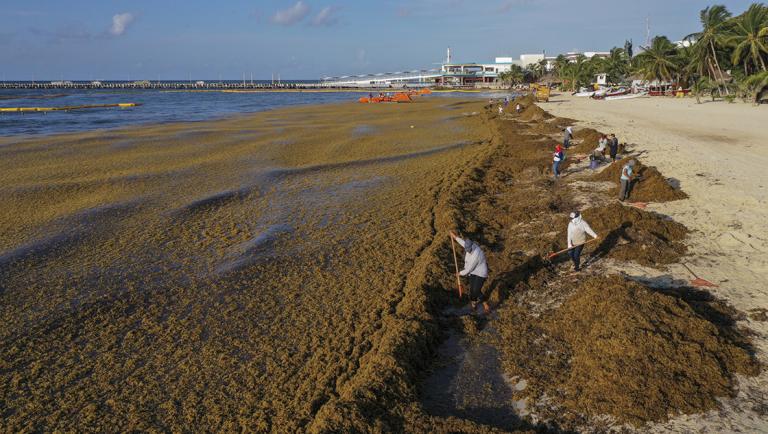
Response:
[546,95,768,432]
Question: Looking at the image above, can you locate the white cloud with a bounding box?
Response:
[272,1,311,26]
[110,12,135,36]
[311,6,340,26]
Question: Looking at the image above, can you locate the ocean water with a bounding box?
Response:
[0,88,519,137]
[0,88,361,137]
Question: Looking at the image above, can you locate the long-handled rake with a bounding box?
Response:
[450,235,464,299]
[544,238,599,263]
[682,263,718,288]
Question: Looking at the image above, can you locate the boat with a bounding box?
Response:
[605,87,629,97]
[591,87,629,100]
[573,87,595,97]
[604,92,649,101]
[589,88,610,99]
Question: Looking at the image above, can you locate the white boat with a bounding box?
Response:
[604,92,649,101]
[589,88,610,99]
[573,87,595,97]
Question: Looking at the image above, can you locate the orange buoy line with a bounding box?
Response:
[0,103,141,113]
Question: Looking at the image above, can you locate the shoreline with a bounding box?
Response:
[0,91,513,140]
[1,96,765,432]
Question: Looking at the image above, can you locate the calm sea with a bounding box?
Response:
[0,88,363,137]
[0,86,517,137]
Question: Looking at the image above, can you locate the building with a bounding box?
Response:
[519,54,545,67]
[320,49,613,88]
[438,59,517,86]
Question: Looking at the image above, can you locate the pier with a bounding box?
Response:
[0,81,331,90]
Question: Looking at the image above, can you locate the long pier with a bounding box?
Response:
[0,81,331,90]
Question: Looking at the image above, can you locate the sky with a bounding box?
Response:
[0,0,758,80]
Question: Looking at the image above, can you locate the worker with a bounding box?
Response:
[504,97,510,107]
[609,133,619,161]
[515,103,522,114]
[567,211,598,272]
[553,144,564,178]
[619,159,637,201]
[595,134,608,160]
[498,104,504,115]
[563,126,573,149]
[450,231,489,314]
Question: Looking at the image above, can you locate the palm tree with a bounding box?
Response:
[605,47,630,83]
[553,54,568,78]
[685,5,733,92]
[527,61,545,82]
[728,3,768,75]
[498,70,513,88]
[499,65,525,87]
[624,39,634,59]
[675,45,697,87]
[509,64,525,84]
[561,55,592,91]
[691,76,714,103]
[634,36,681,83]
[742,70,768,103]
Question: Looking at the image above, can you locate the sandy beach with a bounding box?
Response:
[1,95,766,432]
[546,95,768,432]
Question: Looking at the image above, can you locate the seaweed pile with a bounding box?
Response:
[495,276,759,426]
[406,100,759,432]
[591,156,688,202]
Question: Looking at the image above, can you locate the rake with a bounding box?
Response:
[682,263,719,288]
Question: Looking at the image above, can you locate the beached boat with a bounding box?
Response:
[589,88,610,99]
[590,87,629,100]
[604,92,649,101]
[573,87,595,97]
[605,87,629,97]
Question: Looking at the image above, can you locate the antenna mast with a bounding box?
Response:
[645,16,651,46]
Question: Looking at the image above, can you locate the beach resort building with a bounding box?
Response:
[320,49,610,87]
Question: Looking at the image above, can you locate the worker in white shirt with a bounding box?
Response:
[567,211,599,272]
[450,231,489,313]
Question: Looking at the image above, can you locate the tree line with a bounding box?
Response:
[498,3,768,103]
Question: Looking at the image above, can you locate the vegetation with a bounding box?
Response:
[498,64,525,86]
[532,3,768,103]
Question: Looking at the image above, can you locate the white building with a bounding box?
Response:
[520,54,545,67]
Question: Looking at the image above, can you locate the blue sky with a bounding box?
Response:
[0,0,757,80]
